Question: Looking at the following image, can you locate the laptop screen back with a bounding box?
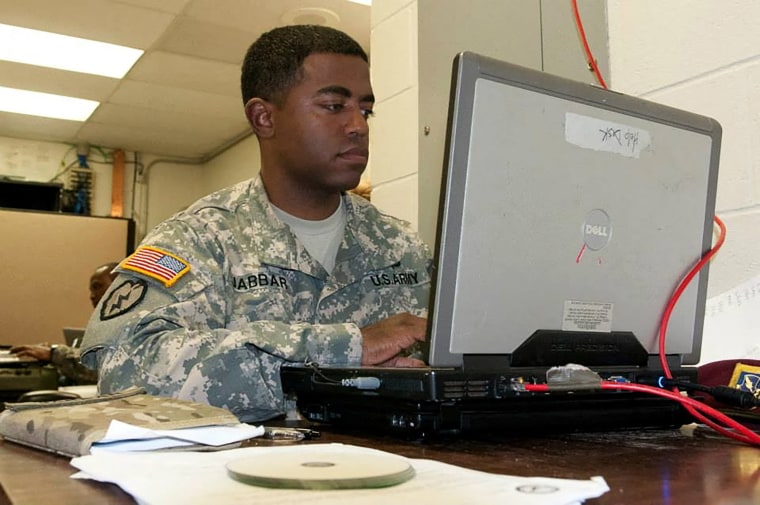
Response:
[428,52,721,368]
[63,327,86,348]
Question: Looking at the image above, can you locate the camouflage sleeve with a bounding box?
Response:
[83,281,362,422]
[81,221,363,423]
[50,345,98,385]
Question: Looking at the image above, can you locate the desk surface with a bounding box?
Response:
[1,426,758,504]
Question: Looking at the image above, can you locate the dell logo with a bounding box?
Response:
[585,224,609,237]
[582,209,612,251]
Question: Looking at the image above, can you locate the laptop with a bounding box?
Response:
[63,327,86,348]
[281,52,722,437]
[0,349,36,365]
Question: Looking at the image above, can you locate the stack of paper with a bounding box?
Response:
[90,420,264,453]
[71,443,609,505]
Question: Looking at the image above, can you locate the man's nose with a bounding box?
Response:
[346,108,368,137]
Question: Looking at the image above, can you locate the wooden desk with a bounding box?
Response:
[1,426,758,504]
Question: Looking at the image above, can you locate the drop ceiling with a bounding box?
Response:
[0,0,370,159]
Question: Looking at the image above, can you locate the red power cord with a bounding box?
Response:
[553,3,760,446]
[525,215,760,445]
[571,0,608,89]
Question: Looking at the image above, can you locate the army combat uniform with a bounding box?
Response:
[80,176,432,422]
[51,345,98,385]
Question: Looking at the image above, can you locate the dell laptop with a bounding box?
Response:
[281,51,722,437]
[63,327,86,348]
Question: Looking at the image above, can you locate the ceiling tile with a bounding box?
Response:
[108,81,242,119]
[89,102,248,134]
[184,0,284,35]
[77,119,247,158]
[155,17,257,64]
[112,0,191,15]
[0,0,177,48]
[0,61,120,101]
[127,52,241,97]
[184,0,370,50]
[0,0,371,158]
[0,111,84,144]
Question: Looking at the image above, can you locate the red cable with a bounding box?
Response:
[525,382,760,445]
[528,218,760,445]
[655,217,755,444]
[659,216,726,376]
[571,0,608,89]
[567,1,756,446]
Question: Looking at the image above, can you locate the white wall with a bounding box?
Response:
[369,0,546,245]
[0,135,121,218]
[369,0,608,247]
[137,133,260,240]
[139,155,205,236]
[201,133,259,194]
[0,133,261,244]
[606,0,760,299]
[0,135,211,242]
[365,0,420,230]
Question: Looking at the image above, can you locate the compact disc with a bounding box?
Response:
[226,450,415,490]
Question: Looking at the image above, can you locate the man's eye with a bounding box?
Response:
[361,109,375,119]
[324,103,344,112]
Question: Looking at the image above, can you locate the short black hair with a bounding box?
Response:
[241,25,368,106]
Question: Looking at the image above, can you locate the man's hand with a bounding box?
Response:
[9,345,53,362]
[360,313,427,367]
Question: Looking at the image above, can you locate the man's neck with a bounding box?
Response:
[260,171,342,220]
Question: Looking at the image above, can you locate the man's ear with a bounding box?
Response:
[245,98,275,138]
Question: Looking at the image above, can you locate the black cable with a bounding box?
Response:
[659,378,759,409]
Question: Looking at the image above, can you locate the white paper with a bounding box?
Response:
[71,443,609,505]
[700,273,760,364]
[89,420,264,453]
[565,112,651,159]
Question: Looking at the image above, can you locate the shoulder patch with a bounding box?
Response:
[121,246,190,287]
[101,279,147,320]
[728,362,760,398]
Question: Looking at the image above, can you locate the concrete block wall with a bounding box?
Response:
[369,0,562,246]
[367,0,420,230]
[607,0,760,298]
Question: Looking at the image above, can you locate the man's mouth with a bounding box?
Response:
[338,147,369,164]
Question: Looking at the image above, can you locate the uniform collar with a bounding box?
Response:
[248,175,404,279]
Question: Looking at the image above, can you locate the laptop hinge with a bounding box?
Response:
[461,354,512,372]
[648,354,686,371]
[509,330,649,367]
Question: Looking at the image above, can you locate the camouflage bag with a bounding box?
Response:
[0,386,240,457]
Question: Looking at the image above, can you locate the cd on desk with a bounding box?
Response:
[226,450,415,490]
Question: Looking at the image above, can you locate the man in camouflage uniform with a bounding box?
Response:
[11,262,118,385]
[80,25,432,423]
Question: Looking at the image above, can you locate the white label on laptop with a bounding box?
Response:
[562,300,613,333]
[565,112,651,159]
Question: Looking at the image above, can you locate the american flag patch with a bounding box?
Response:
[121,246,190,287]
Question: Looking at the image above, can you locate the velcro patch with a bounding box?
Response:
[101,279,147,320]
[121,246,190,287]
[728,363,760,399]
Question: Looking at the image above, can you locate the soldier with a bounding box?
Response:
[80,25,432,423]
[10,262,118,385]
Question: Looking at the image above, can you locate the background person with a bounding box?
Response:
[10,262,118,385]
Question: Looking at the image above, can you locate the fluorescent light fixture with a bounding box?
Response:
[0,23,143,78]
[0,86,99,121]
[347,0,372,5]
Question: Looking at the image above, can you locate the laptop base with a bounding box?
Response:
[281,365,698,438]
